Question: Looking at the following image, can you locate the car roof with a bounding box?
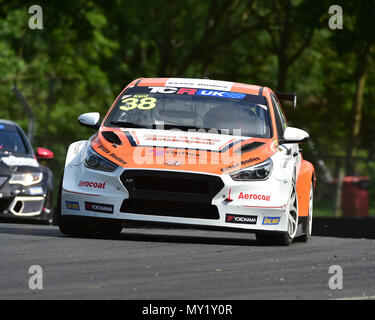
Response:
[0,119,19,127]
[127,77,265,96]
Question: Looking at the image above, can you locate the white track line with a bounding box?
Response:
[335,295,375,300]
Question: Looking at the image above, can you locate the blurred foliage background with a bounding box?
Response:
[0,0,375,216]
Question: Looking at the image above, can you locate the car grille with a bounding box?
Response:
[120,170,224,220]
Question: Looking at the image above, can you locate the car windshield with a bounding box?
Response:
[0,125,28,154]
[107,89,272,138]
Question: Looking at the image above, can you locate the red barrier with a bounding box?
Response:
[341,176,370,217]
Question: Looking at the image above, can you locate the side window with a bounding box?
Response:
[271,95,288,139]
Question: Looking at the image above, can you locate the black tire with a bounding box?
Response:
[256,232,292,246]
[256,179,298,246]
[58,218,93,237]
[56,172,93,237]
[296,181,314,243]
[40,165,54,223]
[96,220,123,237]
[56,172,122,238]
[52,173,63,226]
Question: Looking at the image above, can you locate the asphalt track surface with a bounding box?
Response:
[0,223,374,300]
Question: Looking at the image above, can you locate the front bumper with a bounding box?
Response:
[61,165,291,233]
[0,180,47,218]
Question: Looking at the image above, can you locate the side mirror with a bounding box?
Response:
[36,147,54,160]
[281,127,309,144]
[78,112,100,130]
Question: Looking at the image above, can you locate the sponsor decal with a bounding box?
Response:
[241,157,261,166]
[262,217,280,225]
[0,156,39,167]
[220,157,261,173]
[29,186,44,195]
[225,214,257,225]
[65,201,80,211]
[108,152,127,166]
[147,86,245,100]
[165,150,199,157]
[149,149,201,158]
[144,134,220,146]
[196,90,246,99]
[221,163,240,172]
[165,78,233,90]
[238,192,271,201]
[85,201,114,214]
[97,144,127,165]
[125,130,242,154]
[78,180,106,189]
[124,85,268,106]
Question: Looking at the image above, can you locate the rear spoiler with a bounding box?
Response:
[276,92,297,109]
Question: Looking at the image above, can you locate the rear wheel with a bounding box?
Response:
[297,182,314,242]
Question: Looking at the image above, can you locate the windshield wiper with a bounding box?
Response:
[111,121,149,129]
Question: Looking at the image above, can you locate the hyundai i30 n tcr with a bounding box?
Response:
[57,78,315,245]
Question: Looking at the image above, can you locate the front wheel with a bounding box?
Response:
[56,172,94,237]
[256,180,298,246]
[95,220,123,237]
[56,172,122,237]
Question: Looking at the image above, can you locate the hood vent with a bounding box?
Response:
[101,131,122,145]
[235,141,265,154]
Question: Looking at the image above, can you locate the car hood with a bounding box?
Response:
[91,128,277,175]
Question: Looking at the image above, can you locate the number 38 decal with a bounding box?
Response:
[120,97,157,111]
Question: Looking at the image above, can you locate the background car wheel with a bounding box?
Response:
[256,180,298,246]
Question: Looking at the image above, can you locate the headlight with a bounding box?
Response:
[84,146,118,172]
[9,172,43,186]
[230,158,273,181]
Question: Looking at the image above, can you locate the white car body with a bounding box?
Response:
[58,78,315,244]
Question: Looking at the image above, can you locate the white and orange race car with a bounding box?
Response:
[57,78,316,245]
